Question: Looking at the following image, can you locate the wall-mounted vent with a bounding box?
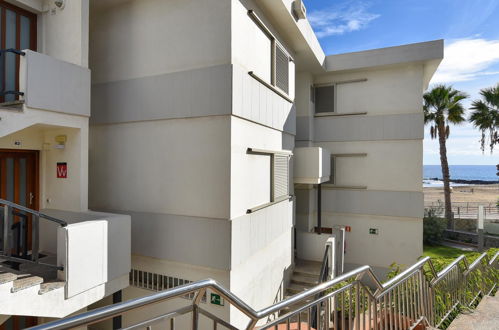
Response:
[275,44,289,94]
[273,154,289,200]
[129,269,206,302]
[292,0,307,20]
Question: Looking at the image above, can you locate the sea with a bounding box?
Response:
[423,165,498,187]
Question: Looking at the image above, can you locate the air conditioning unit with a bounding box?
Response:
[292,0,306,20]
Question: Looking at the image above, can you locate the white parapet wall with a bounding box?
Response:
[20,50,91,116]
[57,215,131,298]
[293,147,330,184]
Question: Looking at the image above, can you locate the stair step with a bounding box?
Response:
[291,274,319,286]
[0,272,17,284]
[11,276,43,293]
[39,281,65,295]
[287,283,311,295]
[294,259,321,277]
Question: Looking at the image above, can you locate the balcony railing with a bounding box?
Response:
[0,48,26,104]
[0,199,66,270]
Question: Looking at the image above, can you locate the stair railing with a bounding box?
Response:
[27,251,498,330]
[0,199,66,270]
[311,244,330,328]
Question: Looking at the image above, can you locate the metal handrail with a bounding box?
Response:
[0,199,67,226]
[1,199,67,270]
[28,251,499,330]
[0,48,26,56]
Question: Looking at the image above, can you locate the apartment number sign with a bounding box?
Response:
[57,162,68,178]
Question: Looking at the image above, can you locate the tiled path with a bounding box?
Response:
[448,295,499,330]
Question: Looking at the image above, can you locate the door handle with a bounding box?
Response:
[29,192,34,206]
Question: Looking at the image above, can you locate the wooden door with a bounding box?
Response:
[0,149,39,254]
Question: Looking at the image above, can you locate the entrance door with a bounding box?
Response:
[0,149,39,254]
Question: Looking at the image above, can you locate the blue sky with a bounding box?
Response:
[304,0,499,165]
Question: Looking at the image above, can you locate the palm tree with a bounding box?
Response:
[469,83,499,153]
[423,85,468,227]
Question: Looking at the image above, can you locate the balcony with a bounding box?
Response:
[293,147,331,184]
[0,49,90,137]
[0,200,131,318]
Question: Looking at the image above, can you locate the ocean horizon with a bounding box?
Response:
[423,165,498,187]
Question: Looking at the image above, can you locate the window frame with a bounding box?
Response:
[313,79,369,116]
[248,10,293,99]
[0,1,37,103]
[246,147,292,213]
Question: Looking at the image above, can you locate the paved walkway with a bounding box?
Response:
[447,295,499,330]
[441,240,477,251]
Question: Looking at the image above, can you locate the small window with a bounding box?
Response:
[315,85,335,113]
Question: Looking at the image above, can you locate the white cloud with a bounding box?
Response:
[431,38,499,83]
[308,2,379,38]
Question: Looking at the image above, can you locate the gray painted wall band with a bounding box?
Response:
[295,188,423,218]
[103,210,231,270]
[295,113,423,142]
[91,64,232,124]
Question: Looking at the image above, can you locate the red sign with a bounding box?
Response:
[57,162,67,178]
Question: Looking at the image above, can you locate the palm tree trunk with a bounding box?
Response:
[437,123,453,228]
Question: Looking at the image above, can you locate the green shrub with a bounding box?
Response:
[423,206,447,245]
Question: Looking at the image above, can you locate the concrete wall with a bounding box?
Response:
[231,0,296,134]
[89,0,231,84]
[38,0,89,67]
[295,64,425,270]
[89,116,230,220]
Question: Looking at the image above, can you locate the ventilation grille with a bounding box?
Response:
[273,154,289,199]
[129,269,206,302]
[275,45,289,94]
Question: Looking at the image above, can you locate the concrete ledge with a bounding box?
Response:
[443,229,499,248]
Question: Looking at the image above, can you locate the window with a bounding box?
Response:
[315,85,335,113]
[0,2,37,103]
[246,148,291,213]
[248,10,292,96]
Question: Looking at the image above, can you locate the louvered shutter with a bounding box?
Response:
[275,45,289,94]
[273,154,289,200]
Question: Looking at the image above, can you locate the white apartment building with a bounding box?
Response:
[0,0,442,329]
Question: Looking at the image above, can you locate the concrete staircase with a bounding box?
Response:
[281,259,321,316]
[0,254,66,318]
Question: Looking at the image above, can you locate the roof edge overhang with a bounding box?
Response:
[324,40,444,88]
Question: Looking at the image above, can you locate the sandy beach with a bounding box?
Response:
[424,184,499,206]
